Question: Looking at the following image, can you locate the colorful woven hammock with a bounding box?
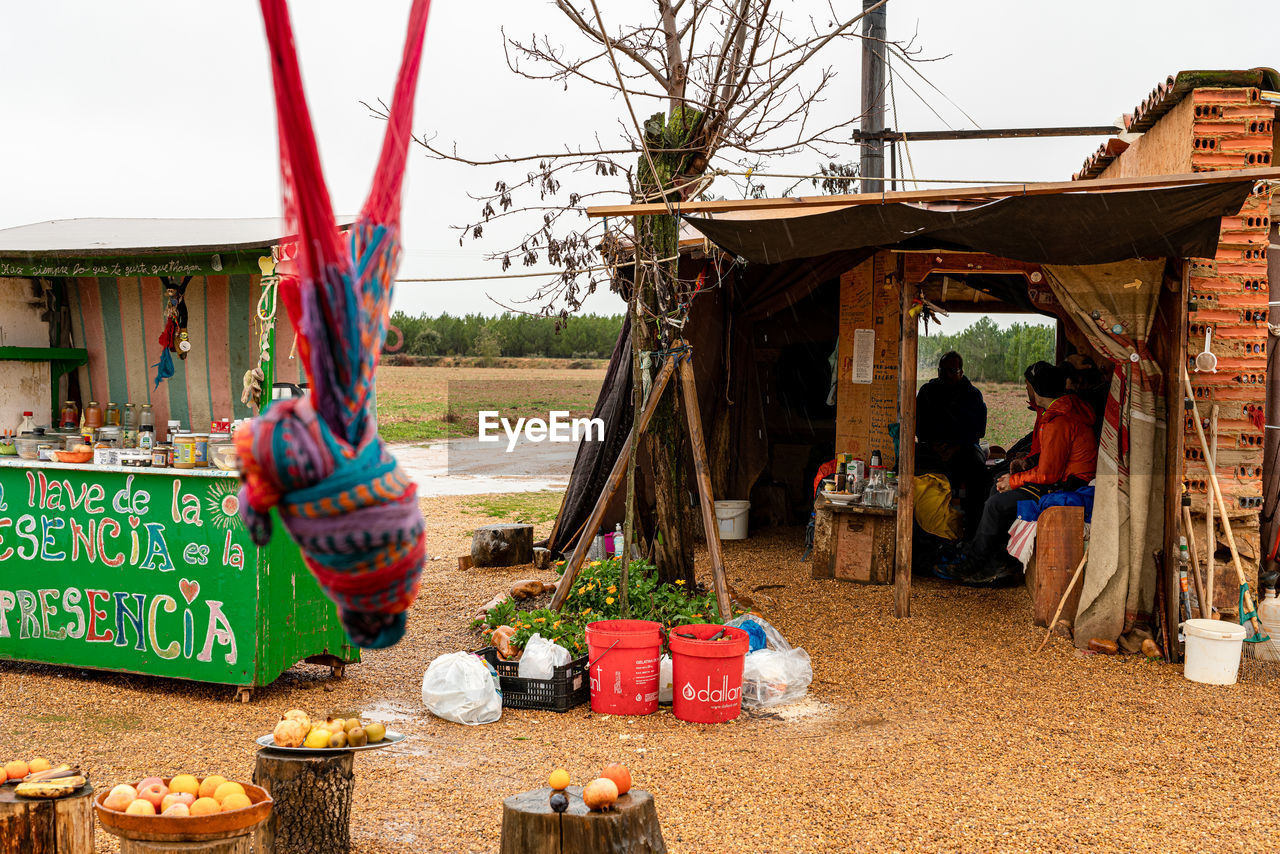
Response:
[235,0,431,649]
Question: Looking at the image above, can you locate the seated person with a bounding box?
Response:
[915,351,988,534]
[944,361,1097,585]
[1062,353,1109,437]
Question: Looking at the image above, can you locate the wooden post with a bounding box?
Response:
[0,783,94,854]
[676,347,732,619]
[1162,263,1190,647]
[500,786,666,854]
[551,356,676,611]
[1183,502,1209,619]
[895,264,917,618]
[1207,404,1219,613]
[253,749,354,854]
[120,838,250,853]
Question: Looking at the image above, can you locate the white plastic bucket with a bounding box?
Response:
[714,500,751,540]
[1182,618,1247,685]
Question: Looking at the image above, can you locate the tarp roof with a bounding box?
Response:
[0,217,356,258]
[683,180,1256,266]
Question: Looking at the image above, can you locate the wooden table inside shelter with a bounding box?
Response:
[810,495,897,583]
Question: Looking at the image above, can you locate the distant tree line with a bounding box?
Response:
[917,317,1055,383]
[387,312,624,359]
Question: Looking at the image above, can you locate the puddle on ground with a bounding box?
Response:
[359,698,417,725]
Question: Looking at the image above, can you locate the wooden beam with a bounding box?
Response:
[676,347,732,620]
[1163,264,1190,650]
[585,166,1280,218]
[551,355,676,612]
[895,258,917,618]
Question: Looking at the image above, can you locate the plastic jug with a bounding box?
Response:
[1256,586,1280,663]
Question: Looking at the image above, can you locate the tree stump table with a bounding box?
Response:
[253,749,354,854]
[500,787,666,854]
[0,782,94,854]
[472,523,534,567]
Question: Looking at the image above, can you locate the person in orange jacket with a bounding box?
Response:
[943,361,1097,585]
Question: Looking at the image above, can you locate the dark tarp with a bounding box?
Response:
[684,181,1255,266]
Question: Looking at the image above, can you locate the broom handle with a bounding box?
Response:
[1181,367,1262,632]
[1206,405,1218,615]
[1181,504,1210,619]
[1035,550,1089,653]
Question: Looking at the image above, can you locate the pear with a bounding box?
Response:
[343,717,362,734]
[347,727,368,747]
[364,722,387,744]
[326,718,346,733]
[303,727,331,749]
[329,730,348,749]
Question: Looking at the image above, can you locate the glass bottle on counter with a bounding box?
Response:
[59,401,80,431]
[138,405,155,452]
[83,401,103,430]
[104,402,121,427]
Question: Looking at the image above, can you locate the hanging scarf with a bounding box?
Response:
[235,0,431,649]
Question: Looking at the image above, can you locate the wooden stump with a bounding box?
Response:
[253,749,354,854]
[472,524,535,567]
[0,782,94,854]
[500,786,666,854]
[533,547,553,570]
[119,837,250,853]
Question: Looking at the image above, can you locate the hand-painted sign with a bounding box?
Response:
[0,467,253,682]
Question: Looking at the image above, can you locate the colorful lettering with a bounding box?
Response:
[147,595,181,659]
[97,519,123,567]
[0,590,15,638]
[40,516,66,561]
[15,514,38,560]
[113,592,147,651]
[85,589,114,642]
[16,590,39,639]
[223,531,245,571]
[37,588,65,640]
[196,600,237,665]
[0,517,12,561]
[140,524,175,572]
[62,588,85,639]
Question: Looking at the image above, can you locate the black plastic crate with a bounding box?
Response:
[474,646,589,712]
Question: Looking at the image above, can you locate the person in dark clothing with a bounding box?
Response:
[915,352,988,536]
[941,361,1098,585]
[1062,354,1109,437]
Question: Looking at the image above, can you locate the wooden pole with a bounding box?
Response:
[1206,404,1219,614]
[859,0,886,194]
[895,263,917,618]
[676,346,732,620]
[551,356,676,611]
[1182,366,1264,634]
[1182,502,1210,619]
[1035,551,1089,653]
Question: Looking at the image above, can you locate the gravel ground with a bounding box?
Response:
[4,496,1280,852]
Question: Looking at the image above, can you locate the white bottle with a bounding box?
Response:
[18,411,35,434]
[613,523,625,557]
[1256,587,1280,663]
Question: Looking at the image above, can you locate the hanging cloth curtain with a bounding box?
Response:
[1042,259,1168,652]
[235,0,432,649]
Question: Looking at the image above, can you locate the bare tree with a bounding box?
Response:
[375,0,925,583]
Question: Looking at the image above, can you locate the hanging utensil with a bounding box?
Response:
[1194,326,1218,373]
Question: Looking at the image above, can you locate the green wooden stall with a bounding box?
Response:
[0,219,358,700]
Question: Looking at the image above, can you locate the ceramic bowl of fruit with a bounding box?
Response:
[95,775,272,840]
[53,444,93,464]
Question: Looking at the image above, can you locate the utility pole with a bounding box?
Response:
[859,0,887,194]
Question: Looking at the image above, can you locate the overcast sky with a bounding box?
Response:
[1,1,1269,331]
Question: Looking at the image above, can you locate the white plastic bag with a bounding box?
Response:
[727,614,813,708]
[422,651,502,725]
[517,633,571,680]
[741,647,812,708]
[658,654,673,704]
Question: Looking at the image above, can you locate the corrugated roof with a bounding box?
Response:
[1074,68,1280,180]
[0,217,356,258]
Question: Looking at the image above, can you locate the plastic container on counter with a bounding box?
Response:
[191,434,210,468]
[173,435,196,469]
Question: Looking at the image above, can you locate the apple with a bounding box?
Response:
[125,799,157,816]
[162,802,191,817]
[137,776,165,790]
[137,783,169,809]
[103,784,138,812]
[161,792,195,812]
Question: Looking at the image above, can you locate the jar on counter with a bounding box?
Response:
[104,402,121,427]
[173,435,196,469]
[84,402,103,431]
[96,426,123,447]
[166,420,182,444]
[59,401,80,431]
[191,434,210,468]
[151,445,170,468]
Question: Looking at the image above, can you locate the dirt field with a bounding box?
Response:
[6,494,1280,853]
[376,364,607,443]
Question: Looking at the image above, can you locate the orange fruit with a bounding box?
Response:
[548,769,570,791]
[28,757,51,774]
[190,797,221,817]
[220,792,252,812]
[213,781,245,803]
[170,774,200,796]
[600,763,631,795]
[4,760,28,781]
[197,775,226,800]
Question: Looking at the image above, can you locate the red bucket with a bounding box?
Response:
[669,624,749,723]
[585,620,662,715]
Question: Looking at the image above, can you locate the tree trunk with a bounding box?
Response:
[500,787,666,854]
[119,838,250,854]
[0,783,94,854]
[253,749,354,854]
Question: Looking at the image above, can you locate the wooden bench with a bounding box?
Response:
[1024,505,1086,627]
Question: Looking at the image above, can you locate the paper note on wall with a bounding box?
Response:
[852,329,875,384]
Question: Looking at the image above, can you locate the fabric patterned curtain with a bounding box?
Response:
[1043,259,1168,651]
